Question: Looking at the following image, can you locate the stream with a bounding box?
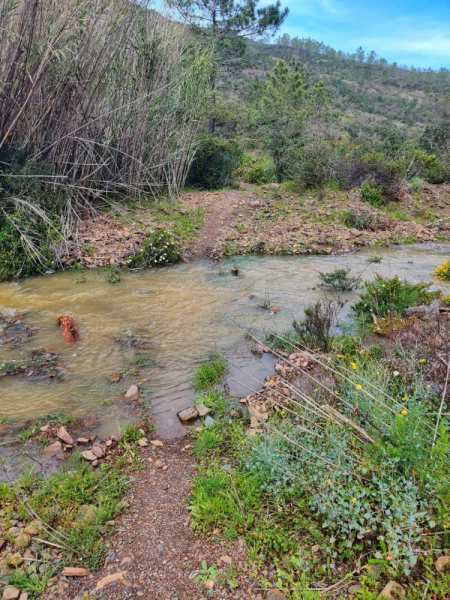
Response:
[1,243,449,440]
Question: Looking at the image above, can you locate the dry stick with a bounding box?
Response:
[433,355,450,446]
[33,538,66,551]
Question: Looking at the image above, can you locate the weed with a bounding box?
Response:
[366,256,382,264]
[318,268,361,292]
[194,560,218,587]
[74,274,87,283]
[293,299,345,352]
[121,424,145,444]
[361,183,384,207]
[341,209,374,231]
[104,266,121,284]
[257,293,272,309]
[193,354,227,392]
[128,228,181,268]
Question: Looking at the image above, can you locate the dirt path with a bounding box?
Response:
[45,438,258,600]
[183,190,244,259]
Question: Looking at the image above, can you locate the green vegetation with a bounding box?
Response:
[187,136,243,189]
[353,275,440,318]
[318,268,361,292]
[128,229,182,268]
[192,354,227,392]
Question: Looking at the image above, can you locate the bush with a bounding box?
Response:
[434,258,450,281]
[187,136,243,189]
[341,209,375,231]
[360,183,384,207]
[353,275,440,318]
[318,268,361,292]
[293,298,345,352]
[234,154,276,184]
[127,229,181,268]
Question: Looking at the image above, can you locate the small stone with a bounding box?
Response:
[19,593,28,600]
[204,580,215,590]
[150,440,163,447]
[204,416,215,428]
[91,444,105,458]
[138,438,148,447]
[82,450,97,461]
[24,520,42,535]
[3,588,20,600]
[220,555,233,565]
[57,426,74,445]
[61,567,90,577]
[77,437,90,444]
[41,441,63,458]
[178,406,199,422]
[125,385,139,401]
[188,570,199,580]
[435,555,450,572]
[7,553,23,567]
[154,460,164,469]
[92,459,99,467]
[348,584,362,595]
[378,581,406,599]
[196,404,212,417]
[269,305,282,313]
[108,374,122,383]
[222,464,232,473]
[195,427,203,433]
[105,439,113,447]
[14,532,30,548]
[40,423,50,433]
[311,544,320,553]
[266,591,288,600]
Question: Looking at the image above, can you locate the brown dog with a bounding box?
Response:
[57,316,80,345]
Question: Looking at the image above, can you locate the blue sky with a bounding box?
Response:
[263,0,450,69]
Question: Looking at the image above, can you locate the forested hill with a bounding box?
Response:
[226,36,450,134]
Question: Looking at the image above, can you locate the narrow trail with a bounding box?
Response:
[45,439,256,600]
[185,190,244,259]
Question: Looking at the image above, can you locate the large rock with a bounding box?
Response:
[91,444,105,458]
[57,426,74,445]
[378,581,406,599]
[178,406,199,422]
[125,384,139,401]
[82,450,97,461]
[3,588,20,600]
[41,441,64,459]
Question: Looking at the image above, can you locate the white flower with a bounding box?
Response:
[393,371,400,377]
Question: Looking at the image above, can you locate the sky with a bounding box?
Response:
[262,0,450,70]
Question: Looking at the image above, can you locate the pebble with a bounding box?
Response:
[435,555,450,572]
[2,588,21,600]
[378,581,406,599]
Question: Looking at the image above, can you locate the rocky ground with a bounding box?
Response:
[60,183,450,268]
[39,438,266,600]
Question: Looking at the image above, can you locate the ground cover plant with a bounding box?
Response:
[189,275,450,598]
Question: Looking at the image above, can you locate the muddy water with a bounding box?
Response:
[1,244,449,439]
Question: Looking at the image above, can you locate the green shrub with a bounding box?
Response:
[127,229,181,268]
[408,177,424,194]
[293,298,345,352]
[360,183,384,207]
[234,154,276,184]
[353,275,440,318]
[187,135,243,189]
[193,354,227,391]
[318,268,361,292]
[340,209,374,231]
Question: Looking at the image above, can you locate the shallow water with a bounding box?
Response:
[1,243,449,439]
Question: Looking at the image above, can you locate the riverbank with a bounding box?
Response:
[58,184,450,269]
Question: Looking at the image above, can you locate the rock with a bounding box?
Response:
[269,306,282,313]
[266,591,288,600]
[178,406,199,422]
[348,584,362,595]
[125,384,139,401]
[77,437,90,444]
[41,441,63,458]
[195,427,203,433]
[262,183,280,190]
[188,570,199,580]
[108,374,122,383]
[138,438,148,447]
[77,505,97,524]
[57,426,74,445]
[378,581,406,599]
[82,450,97,461]
[19,593,28,600]
[150,440,163,447]
[204,416,215,427]
[311,544,320,553]
[251,344,267,355]
[105,439,113,447]
[7,553,23,567]
[96,571,132,590]
[91,444,105,458]
[24,520,42,535]
[435,555,450,572]
[61,567,90,577]
[40,423,50,433]
[92,459,99,467]
[3,588,21,600]
[14,532,30,548]
[220,555,233,565]
[222,464,232,473]
[154,459,164,469]
[204,580,215,590]
[196,404,212,417]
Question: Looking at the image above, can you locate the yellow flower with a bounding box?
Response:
[419,358,425,363]
[351,362,357,370]
[401,410,408,415]
[334,390,339,395]
[356,384,363,390]
[281,410,285,415]
[326,478,332,485]
[402,396,407,401]
[351,498,356,503]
